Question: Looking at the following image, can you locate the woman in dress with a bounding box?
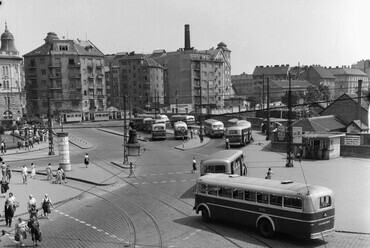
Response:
[4,199,15,227]
[15,217,28,247]
[28,215,41,247]
[30,163,36,179]
[41,194,53,219]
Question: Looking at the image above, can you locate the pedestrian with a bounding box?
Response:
[17,140,22,150]
[128,162,136,178]
[29,138,34,148]
[0,140,6,154]
[28,215,42,247]
[41,194,53,219]
[297,146,303,163]
[1,176,9,197]
[28,194,37,218]
[6,164,12,182]
[15,217,28,247]
[4,199,15,227]
[190,129,194,139]
[46,163,53,181]
[225,138,230,149]
[322,146,327,160]
[1,161,6,177]
[55,168,62,184]
[21,165,28,184]
[30,163,36,179]
[7,192,19,213]
[60,166,67,184]
[265,168,273,180]
[84,153,89,168]
[199,133,204,143]
[191,157,197,173]
[24,139,29,151]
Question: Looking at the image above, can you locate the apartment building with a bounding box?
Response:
[0,23,25,124]
[23,32,106,119]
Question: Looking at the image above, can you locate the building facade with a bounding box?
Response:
[119,53,164,113]
[0,23,25,125]
[24,32,106,119]
[231,72,254,99]
[300,65,336,100]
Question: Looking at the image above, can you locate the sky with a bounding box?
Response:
[1,0,369,75]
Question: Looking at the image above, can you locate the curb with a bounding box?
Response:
[97,128,149,142]
[12,170,117,187]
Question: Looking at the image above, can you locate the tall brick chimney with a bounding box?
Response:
[357,79,363,122]
[184,24,191,51]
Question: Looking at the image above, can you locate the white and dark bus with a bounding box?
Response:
[225,120,253,146]
[194,174,335,239]
[203,119,224,138]
[200,150,246,176]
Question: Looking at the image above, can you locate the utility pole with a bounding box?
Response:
[47,96,55,155]
[123,94,128,164]
[286,72,293,167]
[199,78,203,135]
[266,77,270,140]
[262,74,265,111]
[175,91,178,113]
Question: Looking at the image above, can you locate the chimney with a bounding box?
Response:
[184,24,191,51]
[357,79,363,122]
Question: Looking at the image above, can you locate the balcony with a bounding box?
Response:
[98,95,104,99]
[97,84,103,89]
[68,73,81,78]
[88,83,94,89]
[49,63,62,68]
[87,63,93,68]
[68,62,81,68]
[49,74,61,79]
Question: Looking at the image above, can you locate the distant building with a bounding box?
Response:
[269,79,313,103]
[231,72,254,98]
[352,59,370,79]
[119,52,164,112]
[151,25,232,113]
[0,23,25,124]
[300,65,336,100]
[23,32,106,119]
[104,54,121,109]
[327,66,369,99]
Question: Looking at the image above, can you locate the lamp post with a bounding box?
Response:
[175,91,178,114]
[123,94,128,164]
[286,72,293,167]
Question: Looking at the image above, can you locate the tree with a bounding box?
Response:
[281,91,300,106]
[318,84,331,101]
[305,86,321,103]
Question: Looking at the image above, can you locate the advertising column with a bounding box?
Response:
[57,132,71,171]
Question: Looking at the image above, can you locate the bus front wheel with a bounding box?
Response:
[258,219,274,238]
[201,208,211,223]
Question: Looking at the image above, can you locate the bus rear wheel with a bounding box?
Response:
[258,219,274,238]
[201,208,211,223]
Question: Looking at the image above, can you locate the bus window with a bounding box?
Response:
[270,194,283,206]
[284,196,302,209]
[214,165,226,173]
[257,193,269,204]
[233,189,244,200]
[228,130,238,135]
[208,185,218,196]
[219,187,232,198]
[245,190,256,202]
[199,183,207,194]
[320,196,331,208]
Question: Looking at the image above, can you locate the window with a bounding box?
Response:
[284,197,302,209]
[245,191,256,202]
[257,192,269,204]
[40,58,45,64]
[41,69,46,75]
[219,187,232,198]
[207,185,218,196]
[320,196,331,208]
[30,59,36,67]
[69,59,75,65]
[233,189,244,200]
[54,102,62,108]
[270,194,283,206]
[204,165,226,174]
[59,45,68,51]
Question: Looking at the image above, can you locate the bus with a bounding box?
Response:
[200,150,246,176]
[193,174,335,239]
[204,119,224,138]
[131,117,145,131]
[143,118,155,132]
[170,115,195,127]
[225,120,253,146]
[151,122,166,140]
[173,121,188,139]
[92,112,110,121]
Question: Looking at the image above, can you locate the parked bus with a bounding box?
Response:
[204,119,224,138]
[131,117,145,131]
[143,118,155,132]
[92,112,110,121]
[193,174,335,239]
[151,122,166,140]
[63,112,82,123]
[225,120,252,146]
[173,121,188,139]
[170,115,195,127]
[200,150,246,176]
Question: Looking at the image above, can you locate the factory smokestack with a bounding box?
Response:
[184,24,191,51]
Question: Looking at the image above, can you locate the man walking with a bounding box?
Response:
[84,153,89,168]
[265,168,273,179]
[21,165,28,184]
[191,157,197,174]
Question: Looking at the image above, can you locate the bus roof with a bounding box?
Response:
[173,121,187,127]
[205,150,243,161]
[226,125,250,131]
[197,174,333,197]
[236,120,252,127]
[204,119,223,124]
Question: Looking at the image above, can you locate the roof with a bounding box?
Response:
[293,115,346,132]
[337,93,369,109]
[142,57,164,69]
[231,73,253,80]
[272,79,313,89]
[253,65,290,76]
[310,66,335,79]
[24,34,104,57]
[327,67,367,76]
[346,120,369,131]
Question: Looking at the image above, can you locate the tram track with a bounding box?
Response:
[68,134,274,248]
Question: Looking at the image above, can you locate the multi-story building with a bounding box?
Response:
[300,65,336,100]
[353,59,370,79]
[327,66,369,99]
[0,23,25,124]
[119,52,164,112]
[151,25,232,114]
[24,32,106,120]
[104,54,122,109]
[231,72,254,99]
